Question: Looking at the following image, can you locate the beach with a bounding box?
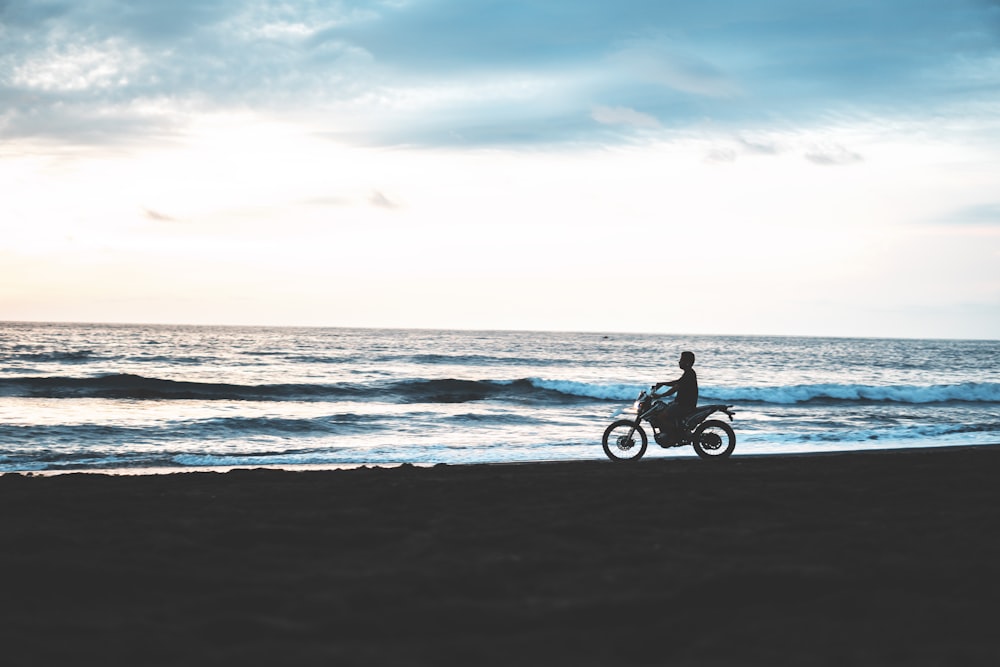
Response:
[3,445,999,665]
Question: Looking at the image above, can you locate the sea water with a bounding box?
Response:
[1,322,998,472]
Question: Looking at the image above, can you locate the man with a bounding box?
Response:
[652,351,698,434]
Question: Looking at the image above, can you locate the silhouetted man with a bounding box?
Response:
[653,351,698,433]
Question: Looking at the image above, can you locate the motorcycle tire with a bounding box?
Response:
[602,420,648,462]
[692,419,736,460]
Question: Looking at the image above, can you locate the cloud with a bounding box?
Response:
[937,203,1000,225]
[8,39,146,92]
[303,195,353,207]
[739,137,780,155]
[804,145,864,166]
[2,1,1000,147]
[607,38,741,99]
[369,190,399,209]
[143,208,178,222]
[705,148,738,163]
[591,105,661,129]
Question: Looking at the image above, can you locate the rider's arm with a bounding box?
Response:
[652,380,678,398]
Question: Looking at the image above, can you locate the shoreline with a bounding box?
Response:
[3,444,1000,664]
[4,439,998,477]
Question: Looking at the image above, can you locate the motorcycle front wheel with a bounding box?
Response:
[602,420,648,462]
[692,419,736,460]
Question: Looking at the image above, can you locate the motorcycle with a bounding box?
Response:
[602,387,736,462]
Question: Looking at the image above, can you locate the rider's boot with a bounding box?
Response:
[655,425,678,447]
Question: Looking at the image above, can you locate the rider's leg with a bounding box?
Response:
[661,402,683,434]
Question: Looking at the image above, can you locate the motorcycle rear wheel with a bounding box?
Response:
[692,419,736,460]
[602,420,648,462]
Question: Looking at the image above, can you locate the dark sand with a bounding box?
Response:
[3,446,1000,666]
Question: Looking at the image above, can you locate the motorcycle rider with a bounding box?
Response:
[652,351,698,436]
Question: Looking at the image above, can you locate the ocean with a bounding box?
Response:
[1,322,998,473]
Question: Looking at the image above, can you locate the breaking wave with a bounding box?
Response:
[530,379,1000,405]
[701,382,1000,405]
[1,374,998,406]
[0,374,363,401]
[7,349,98,363]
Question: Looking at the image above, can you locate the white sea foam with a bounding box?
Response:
[528,378,643,401]
[703,382,1000,405]
[528,379,1000,405]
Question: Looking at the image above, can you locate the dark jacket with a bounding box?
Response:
[669,368,698,410]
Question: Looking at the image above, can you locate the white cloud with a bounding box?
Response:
[369,191,400,209]
[9,39,147,92]
[591,105,661,129]
[935,203,1000,226]
[739,137,780,155]
[142,208,178,222]
[608,37,742,98]
[705,147,738,163]
[3,0,1000,149]
[805,145,864,166]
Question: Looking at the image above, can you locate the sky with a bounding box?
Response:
[1,0,999,339]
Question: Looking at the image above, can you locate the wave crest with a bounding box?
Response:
[702,382,1000,405]
[0,374,362,401]
[523,379,1000,405]
[2,374,997,406]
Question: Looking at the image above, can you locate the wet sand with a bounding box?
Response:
[3,445,1000,665]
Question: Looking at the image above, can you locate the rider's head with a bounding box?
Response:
[679,351,695,369]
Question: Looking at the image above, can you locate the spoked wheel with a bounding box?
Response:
[692,419,736,460]
[602,420,648,462]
